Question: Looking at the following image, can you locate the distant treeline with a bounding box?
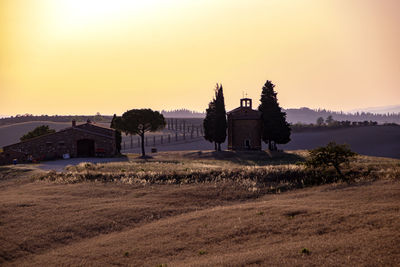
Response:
[284,108,400,124]
[291,120,398,133]
[162,107,400,123]
[0,114,113,126]
[1,107,399,126]
[161,109,205,118]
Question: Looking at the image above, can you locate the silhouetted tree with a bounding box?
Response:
[258,80,291,150]
[325,115,334,125]
[94,112,103,122]
[20,125,56,141]
[305,142,357,180]
[316,117,324,126]
[214,84,227,151]
[116,109,165,157]
[110,114,122,154]
[203,93,217,149]
[203,84,227,151]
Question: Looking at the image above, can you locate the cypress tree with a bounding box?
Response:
[203,96,216,147]
[214,84,227,151]
[258,80,291,150]
[203,83,227,151]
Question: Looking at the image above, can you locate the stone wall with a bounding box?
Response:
[228,119,262,150]
[2,124,116,165]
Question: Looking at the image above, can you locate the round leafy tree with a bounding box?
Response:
[115,109,165,157]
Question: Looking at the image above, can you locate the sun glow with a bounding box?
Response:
[1,0,400,115]
[45,0,176,39]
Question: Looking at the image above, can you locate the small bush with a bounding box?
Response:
[300,248,311,255]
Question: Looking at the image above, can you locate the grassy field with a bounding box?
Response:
[0,151,399,266]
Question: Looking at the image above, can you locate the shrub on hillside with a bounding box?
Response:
[305,142,357,182]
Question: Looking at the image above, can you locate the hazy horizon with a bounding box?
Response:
[2,103,400,118]
[1,0,399,115]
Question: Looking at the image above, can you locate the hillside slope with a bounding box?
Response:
[3,178,399,266]
[122,125,400,159]
[281,125,400,159]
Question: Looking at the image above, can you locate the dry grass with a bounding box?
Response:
[37,151,400,194]
[0,151,399,266]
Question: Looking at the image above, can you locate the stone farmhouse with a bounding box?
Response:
[0,120,117,165]
[227,98,262,150]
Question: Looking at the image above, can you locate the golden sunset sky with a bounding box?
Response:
[0,0,399,115]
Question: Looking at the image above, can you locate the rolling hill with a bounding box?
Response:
[1,153,399,266]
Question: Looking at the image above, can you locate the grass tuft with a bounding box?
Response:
[198,250,207,255]
[300,248,311,255]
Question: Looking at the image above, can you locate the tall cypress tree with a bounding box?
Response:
[203,83,227,151]
[258,80,291,150]
[214,84,227,151]
[203,97,216,147]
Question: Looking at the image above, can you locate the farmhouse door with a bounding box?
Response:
[77,139,95,157]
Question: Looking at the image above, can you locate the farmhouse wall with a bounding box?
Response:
[1,122,116,164]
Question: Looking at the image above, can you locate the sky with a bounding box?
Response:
[0,0,399,116]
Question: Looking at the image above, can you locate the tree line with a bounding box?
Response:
[289,116,395,133]
[284,107,400,124]
[161,109,205,118]
[3,107,399,127]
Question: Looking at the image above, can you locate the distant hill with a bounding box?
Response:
[0,115,112,127]
[347,105,400,115]
[284,107,400,124]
